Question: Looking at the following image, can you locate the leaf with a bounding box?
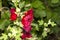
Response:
[31,23,39,31]
[44,23,48,27]
[19,1,25,9]
[34,9,46,18]
[0,33,8,40]
[51,13,60,25]
[0,10,10,29]
[51,0,59,3]
[42,31,47,38]
[0,19,10,29]
[51,22,56,27]
[52,26,60,34]
[46,10,52,19]
[1,10,10,19]
[38,20,44,25]
[31,0,45,9]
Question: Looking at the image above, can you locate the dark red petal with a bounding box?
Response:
[10,8,16,14]
[27,8,33,14]
[25,8,33,15]
[21,32,32,39]
[26,32,32,38]
[21,33,26,39]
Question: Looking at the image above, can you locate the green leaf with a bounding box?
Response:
[1,10,10,19]
[0,33,8,40]
[38,20,44,25]
[0,19,10,29]
[44,23,48,27]
[51,0,59,3]
[34,10,46,18]
[32,0,45,9]
[46,10,52,19]
[51,13,60,25]
[19,1,25,8]
[42,31,47,38]
[31,23,39,31]
[51,22,56,27]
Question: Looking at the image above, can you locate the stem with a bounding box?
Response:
[14,0,18,9]
[0,0,2,8]
[14,0,18,13]
[0,0,2,19]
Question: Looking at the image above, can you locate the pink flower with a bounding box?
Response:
[21,8,33,40]
[22,9,33,31]
[22,14,33,27]
[22,9,33,27]
[23,26,32,32]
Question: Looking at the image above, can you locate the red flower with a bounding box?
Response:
[21,32,32,39]
[10,8,17,21]
[10,13,17,21]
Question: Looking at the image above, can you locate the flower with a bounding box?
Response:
[10,13,17,21]
[10,8,17,21]
[22,14,33,27]
[25,8,33,16]
[22,9,33,26]
[23,26,32,32]
[21,8,33,40]
[21,32,32,39]
[22,9,33,32]
[10,8,16,14]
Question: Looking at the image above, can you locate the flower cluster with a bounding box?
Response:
[10,8,34,40]
[21,9,33,40]
[10,8,17,21]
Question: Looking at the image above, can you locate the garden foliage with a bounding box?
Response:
[0,0,60,40]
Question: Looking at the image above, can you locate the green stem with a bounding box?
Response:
[14,0,18,8]
[0,0,2,19]
[0,0,2,8]
[14,0,18,13]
